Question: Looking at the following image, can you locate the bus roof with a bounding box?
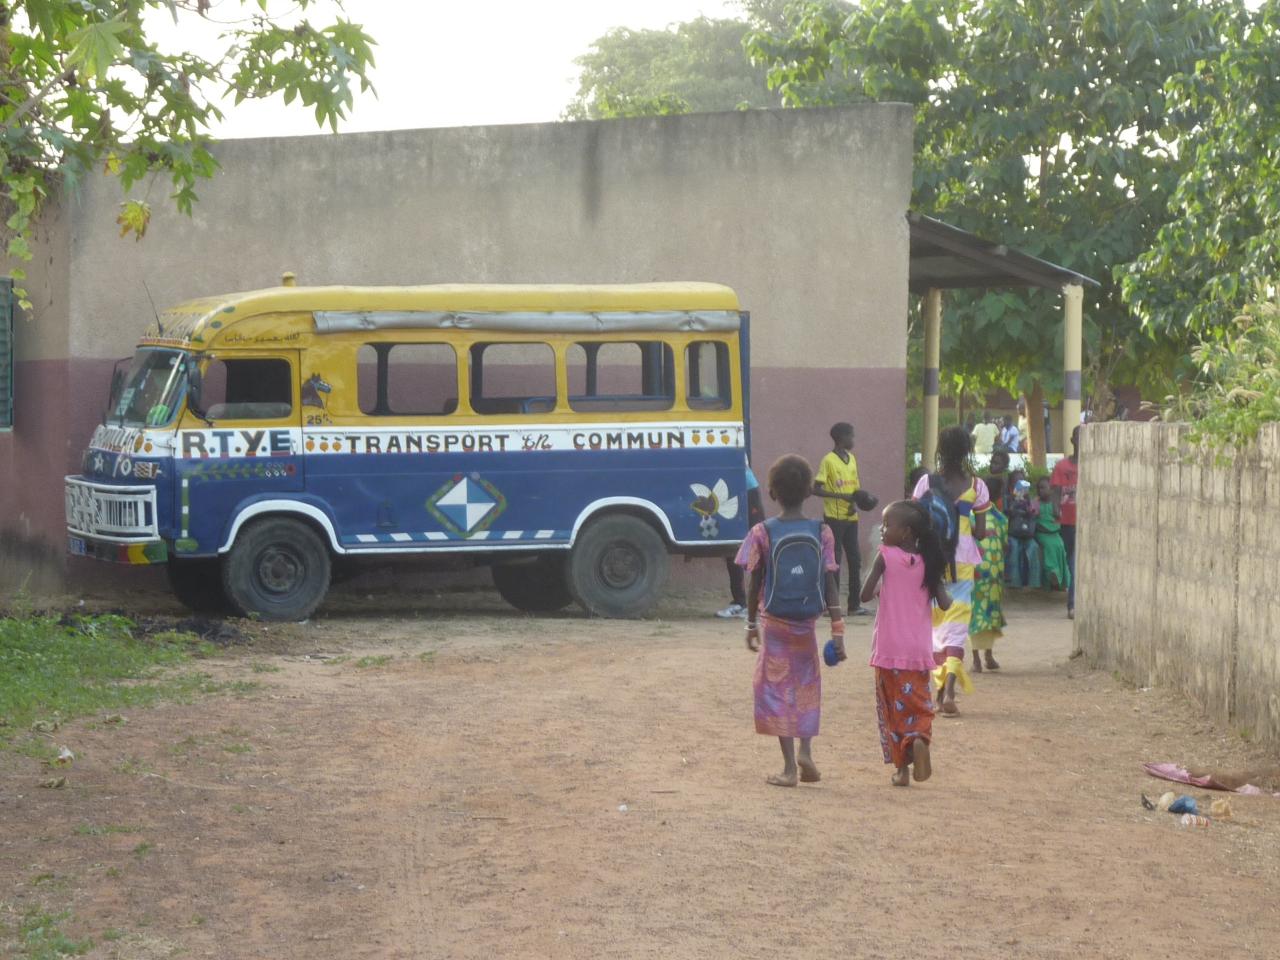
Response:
[142,282,742,347]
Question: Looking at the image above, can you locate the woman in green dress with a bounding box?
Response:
[1034,476,1071,592]
[971,476,1007,672]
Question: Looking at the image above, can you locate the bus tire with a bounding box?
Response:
[492,556,573,613]
[568,515,669,618]
[166,558,230,615]
[222,517,331,622]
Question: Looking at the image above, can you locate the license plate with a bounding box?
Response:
[68,536,88,557]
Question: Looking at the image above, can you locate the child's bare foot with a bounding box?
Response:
[984,652,1000,671]
[971,651,983,674]
[797,758,822,783]
[767,770,798,787]
[911,739,932,782]
[940,698,960,716]
[891,766,910,787]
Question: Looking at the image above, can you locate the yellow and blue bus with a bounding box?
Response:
[65,280,752,620]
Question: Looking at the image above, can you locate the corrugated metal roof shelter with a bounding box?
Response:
[907,212,1099,465]
[909,213,1099,293]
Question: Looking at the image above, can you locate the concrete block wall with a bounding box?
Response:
[1077,421,1280,743]
[1235,425,1280,742]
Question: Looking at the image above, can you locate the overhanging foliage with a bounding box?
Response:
[0,0,376,309]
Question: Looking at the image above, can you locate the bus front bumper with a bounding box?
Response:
[67,534,168,565]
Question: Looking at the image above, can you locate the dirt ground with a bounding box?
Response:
[3,584,1280,959]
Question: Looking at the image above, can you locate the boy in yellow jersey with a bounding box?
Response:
[814,422,875,616]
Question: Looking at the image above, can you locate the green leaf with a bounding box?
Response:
[7,235,31,260]
[67,19,131,81]
[116,200,151,241]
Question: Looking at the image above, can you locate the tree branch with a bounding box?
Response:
[1,72,66,131]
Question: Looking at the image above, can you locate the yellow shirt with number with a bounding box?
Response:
[816,451,860,521]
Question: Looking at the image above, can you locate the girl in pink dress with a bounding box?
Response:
[860,500,952,786]
[737,455,843,788]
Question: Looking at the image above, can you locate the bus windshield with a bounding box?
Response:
[108,348,188,427]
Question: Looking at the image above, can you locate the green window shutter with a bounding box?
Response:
[0,277,12,429]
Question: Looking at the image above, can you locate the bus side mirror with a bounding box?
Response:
[185,355,207,420]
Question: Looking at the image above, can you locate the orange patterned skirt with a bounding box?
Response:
[874,667,933,767]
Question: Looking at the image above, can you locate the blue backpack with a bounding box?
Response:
[762,517,826,620]
[919,473,971,578]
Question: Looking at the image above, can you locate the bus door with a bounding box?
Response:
[173,351,304,556]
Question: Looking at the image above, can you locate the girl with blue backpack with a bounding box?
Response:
[737,455,843,788]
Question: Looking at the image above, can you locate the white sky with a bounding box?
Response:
[149,0,744,139]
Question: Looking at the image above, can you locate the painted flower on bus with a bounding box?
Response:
[690,479,738,538]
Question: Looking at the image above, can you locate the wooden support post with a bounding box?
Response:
[923,288,942,469]
[1027,380,1046,469]
[1063,283,1083,440]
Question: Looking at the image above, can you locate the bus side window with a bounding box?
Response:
[566,342,674,412]
[686,341,731,411]
[469,342,556,415]
[357,343,458,416]
[201,357,293,420]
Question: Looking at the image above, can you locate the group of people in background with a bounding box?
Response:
[730,417,1081,790]
[981,428,1080,618]
[969,409,1025,454]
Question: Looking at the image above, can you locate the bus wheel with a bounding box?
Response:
[222,518,331,622]
[492,556,573,613]
[166,558,230,615]
[568,515,669,618]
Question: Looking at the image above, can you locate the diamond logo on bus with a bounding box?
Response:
[426,474,508,537]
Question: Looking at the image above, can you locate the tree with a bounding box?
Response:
[746,0,1246,400]
[1156,295,1280,461]
[564,16,775,120]
[0,1,376,308]
[1122,1,1280,345]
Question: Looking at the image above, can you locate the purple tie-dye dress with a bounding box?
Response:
[735,521,838,738]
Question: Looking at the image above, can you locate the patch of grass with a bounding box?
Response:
[170,734,208,755]
[249,661,281,673]
[166,675,261,700]
[0,615,207,744]
[73,823,140,837]
[230,804,249,814]
[220,679,261,697]
[222,743,251,755]
[17,740,60,763]
[1110,670,1137,690]
[130,842,153,858]
[151,630,218,658]
[101,928,125,942]
[18,909,93,959]
[322,655,350,666]
[104,867,122,879]
[354,655,392,669]
[113,756,153,776]
[417,650,436,664]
